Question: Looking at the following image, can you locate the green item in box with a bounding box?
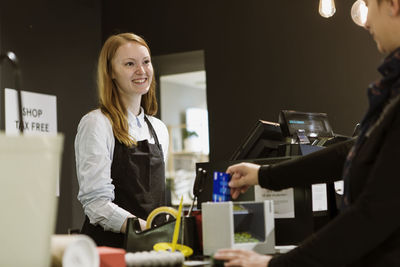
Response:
[234,232,260,243]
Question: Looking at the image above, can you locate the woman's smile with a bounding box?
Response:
[132,77,148,85]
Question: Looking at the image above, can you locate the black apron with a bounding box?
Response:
[81,116,166,248]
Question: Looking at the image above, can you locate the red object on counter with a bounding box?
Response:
[97,246,126,267]
[192,210,203,252]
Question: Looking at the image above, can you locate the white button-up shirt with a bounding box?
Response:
[75,108,169,233]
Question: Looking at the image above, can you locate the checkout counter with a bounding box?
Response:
[112,110,343,262]
[22,110,351,267]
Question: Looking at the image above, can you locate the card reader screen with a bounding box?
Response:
[280,110,334,138]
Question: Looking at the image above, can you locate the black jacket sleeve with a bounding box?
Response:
[268,113,400,266]
[258,138,356,190]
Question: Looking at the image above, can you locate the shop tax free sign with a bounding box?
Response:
[4,88,57,135]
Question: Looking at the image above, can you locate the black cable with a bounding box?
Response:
[0,51,24,133]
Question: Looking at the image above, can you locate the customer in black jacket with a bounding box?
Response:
[214,0,400,266]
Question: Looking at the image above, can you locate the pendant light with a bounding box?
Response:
[351,0,368,27]
[319,0,336,18]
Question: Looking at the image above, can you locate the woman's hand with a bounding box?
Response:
[120,216,147,233]
[214,249,272,267]
[226,162,261,199]
[138,217,147,230]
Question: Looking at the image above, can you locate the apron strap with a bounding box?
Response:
[144,115,161,147]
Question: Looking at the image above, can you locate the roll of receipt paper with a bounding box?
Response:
[51,234,99,267]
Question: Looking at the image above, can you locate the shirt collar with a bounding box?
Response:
[127,107,145,128]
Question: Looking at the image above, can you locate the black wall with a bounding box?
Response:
[0,0,101,233]
[102,0,383,162]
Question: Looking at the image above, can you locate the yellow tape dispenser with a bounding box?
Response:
[152,196,193,257]
[145,206,179,230]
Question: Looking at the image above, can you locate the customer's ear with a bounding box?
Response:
[390,0,400,16]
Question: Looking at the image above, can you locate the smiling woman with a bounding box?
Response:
[74,33,169,248]
[97,33,159,147]
[111,41,154,110]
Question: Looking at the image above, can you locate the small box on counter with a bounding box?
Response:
[202,201,275,256]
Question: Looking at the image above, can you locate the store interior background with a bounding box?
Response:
[0,0,381,234]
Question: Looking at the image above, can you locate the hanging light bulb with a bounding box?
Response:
[319,0,336,18]
[351,0,368,27]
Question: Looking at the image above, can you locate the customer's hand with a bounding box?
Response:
[226,162,260,199]
[214,249,272,267]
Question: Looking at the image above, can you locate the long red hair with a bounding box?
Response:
[97,33,157,146]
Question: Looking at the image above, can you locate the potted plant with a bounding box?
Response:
[182,129,199,152]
